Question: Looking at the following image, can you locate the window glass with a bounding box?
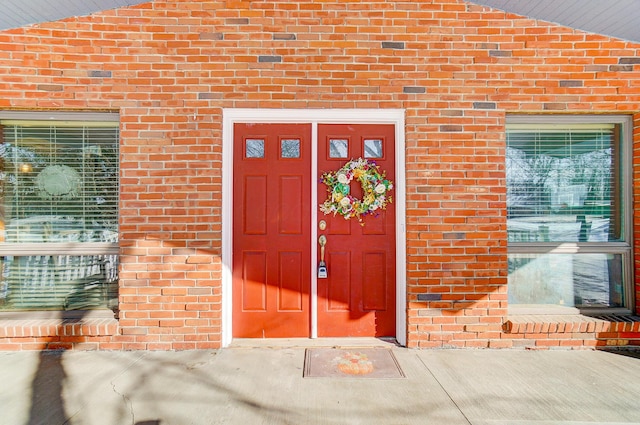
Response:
[364,139,383,158]
[0,123,119,243]
[246,139,264,158]
[329,139,348,158]
[506,118,630,311]
[507,124,621,242]
[281,139,300,158]
[0,254,119,310]
[508,253,624,308]
[0,117,119,311]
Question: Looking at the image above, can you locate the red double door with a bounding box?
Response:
[232,123,396,338]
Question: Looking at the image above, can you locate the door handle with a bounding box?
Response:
[318,235,327,263]
[318,234,328,278]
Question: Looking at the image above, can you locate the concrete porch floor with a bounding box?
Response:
[1,344,640,424]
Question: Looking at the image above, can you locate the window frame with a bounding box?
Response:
[0,111,119,312]
[506,114,634,315]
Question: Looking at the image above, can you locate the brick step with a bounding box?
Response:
[0,317,118,350]
[503,315,640,349]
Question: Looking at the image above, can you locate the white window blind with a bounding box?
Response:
[0,115,119,311]
[506,124,621,243]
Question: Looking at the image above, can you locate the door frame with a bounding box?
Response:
[221,109,406,347]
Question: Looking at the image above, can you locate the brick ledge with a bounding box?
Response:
[0,317,118,338]
[503,314,613,334]
[503,314,640,348]
[504,314,640,333]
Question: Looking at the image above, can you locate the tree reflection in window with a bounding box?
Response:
[364,139,383,158]
[506,125,620,242]
[329,139,348,158]
[0,124,119,241]
[245,139,264,158]
[281,139,300,158]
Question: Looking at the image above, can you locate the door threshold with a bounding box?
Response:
[229,337,400,349]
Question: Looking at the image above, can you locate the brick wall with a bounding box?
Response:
[0,0,639,350]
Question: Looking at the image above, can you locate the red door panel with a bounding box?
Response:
[233,123,312,338]
[317,124,396,337]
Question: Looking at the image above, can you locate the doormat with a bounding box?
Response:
[303,348,405,379]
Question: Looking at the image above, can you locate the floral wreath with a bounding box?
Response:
[319,158,393,224]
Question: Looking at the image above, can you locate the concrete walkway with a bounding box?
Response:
[2,340,640,425]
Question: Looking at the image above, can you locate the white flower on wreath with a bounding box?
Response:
[339,197,351,207]
[337,173,350,184]
[374,183,386,194]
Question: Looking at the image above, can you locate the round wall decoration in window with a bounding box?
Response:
[36,165,81,199]
[319,157,393,225]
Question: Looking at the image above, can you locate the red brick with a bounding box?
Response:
[0,0,639,351]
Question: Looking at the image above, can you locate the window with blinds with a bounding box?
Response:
[507,124,621,243]
[0,113,119,312]
[506,117,632,311]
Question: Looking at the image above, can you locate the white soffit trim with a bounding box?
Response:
[468,0,640,44]
[0,0,149,31]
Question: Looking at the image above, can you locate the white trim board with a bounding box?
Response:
[221,109,407,347]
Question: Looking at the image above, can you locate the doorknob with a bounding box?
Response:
[318,235,327,262]
[318,234,328,278]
